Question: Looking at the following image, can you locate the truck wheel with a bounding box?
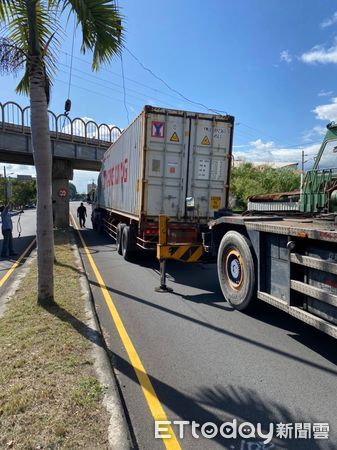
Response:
[121,225,134,261]
[116,223,125,255]
[217,231,256,311]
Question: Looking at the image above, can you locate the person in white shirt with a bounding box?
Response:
[1,204,22,258]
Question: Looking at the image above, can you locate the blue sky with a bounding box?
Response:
[1,0,337,191]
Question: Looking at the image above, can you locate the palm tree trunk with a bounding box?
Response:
[29,74,54,303]
[26,0,54,303]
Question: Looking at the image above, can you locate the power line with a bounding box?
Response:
[67,15,76,99]
[58,61,181,109]
[125,47,228,115]
[55,78,144,112]
[120,53,130,123]
[57,66,178,108]
[59,50,316,149]
[61,50,190,104]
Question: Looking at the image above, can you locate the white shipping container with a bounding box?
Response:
[96,106,234,222]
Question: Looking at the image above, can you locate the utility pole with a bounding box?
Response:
[4,166,7,203]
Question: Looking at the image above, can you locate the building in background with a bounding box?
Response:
[233,158,298,170]
[87,182,97,194]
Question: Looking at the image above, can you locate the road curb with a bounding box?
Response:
[70,230,134,450]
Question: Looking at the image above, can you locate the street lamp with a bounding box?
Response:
[3,166,15,203]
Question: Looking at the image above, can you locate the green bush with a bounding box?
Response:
[230,163,300,209]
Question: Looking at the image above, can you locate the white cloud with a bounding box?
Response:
[249,139,275,150]
[300,44,337,64]
[3,164,36,177]
[280,50,292,63]
[234,139,320,167]
[321,12,337,28]
[302,125,327,142]
[318,90,333,97]
[313,97,337,121]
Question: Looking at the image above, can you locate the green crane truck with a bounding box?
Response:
[206,122,337,338]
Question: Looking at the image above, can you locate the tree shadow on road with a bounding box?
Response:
[108,349,336,450]
[88,278,337,378]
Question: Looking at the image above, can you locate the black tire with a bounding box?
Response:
[116,223,125,255]
[92,220,98,231]
[121,225,135,261]
[217,231,256,311]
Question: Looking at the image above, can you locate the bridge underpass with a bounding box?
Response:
[0,101,121,227]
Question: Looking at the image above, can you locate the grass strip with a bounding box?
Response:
[0,230,110,450]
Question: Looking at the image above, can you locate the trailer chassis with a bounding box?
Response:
[207,214,337,338]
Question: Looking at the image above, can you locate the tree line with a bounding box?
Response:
[0,178,36,207]
[230,163,301,209]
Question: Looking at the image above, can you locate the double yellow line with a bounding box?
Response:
[0,238,36,288]
[70,213,181,450]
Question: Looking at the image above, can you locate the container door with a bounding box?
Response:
[187,117,232,219]
[144,112,190,218]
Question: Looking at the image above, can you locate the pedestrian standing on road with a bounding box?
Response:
[0,204,22,258]
[77,202,87,228]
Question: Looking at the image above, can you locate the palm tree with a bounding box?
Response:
[0,0,123,303]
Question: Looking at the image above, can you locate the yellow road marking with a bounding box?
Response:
[0,238,36,288]
[70,213,181,450]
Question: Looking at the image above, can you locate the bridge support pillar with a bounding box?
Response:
[52,159,73,228]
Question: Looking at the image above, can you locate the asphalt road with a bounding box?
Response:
[69,202,337,450]
[7,203,336,450]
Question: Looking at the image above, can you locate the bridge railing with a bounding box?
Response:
[0,101,122,146]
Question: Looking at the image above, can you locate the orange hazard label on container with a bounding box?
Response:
[210,196,221,210]
[170,132,179,142]
[201,135,210,145]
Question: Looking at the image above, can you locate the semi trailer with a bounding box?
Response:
[91,105,234,259]
[92,106,337,338]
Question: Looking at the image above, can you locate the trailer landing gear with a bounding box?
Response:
[155,259,173,293]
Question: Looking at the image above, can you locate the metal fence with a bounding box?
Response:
[0,101,122,146]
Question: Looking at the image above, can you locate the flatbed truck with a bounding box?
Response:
[204,121,337,338]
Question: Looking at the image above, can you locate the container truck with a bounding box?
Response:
[91,105,234,259]
[92,105,337,338]
[205,121,337,338]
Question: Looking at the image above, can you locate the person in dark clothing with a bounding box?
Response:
[1,204,22,258]
[77,202,87,228]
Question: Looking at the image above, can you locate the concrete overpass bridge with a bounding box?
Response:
[0,101,122,226]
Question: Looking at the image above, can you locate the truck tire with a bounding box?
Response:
[217,231,256,311]
[116,223,125,255]
[121,225,134,261]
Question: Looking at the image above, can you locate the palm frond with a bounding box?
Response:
[0,37,26,74]
[60,0,124,70]
[0,0,60,98]
[0,0,15,21]
[15,64,29,94]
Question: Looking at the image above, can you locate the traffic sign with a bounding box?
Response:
[58,188,68,198]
